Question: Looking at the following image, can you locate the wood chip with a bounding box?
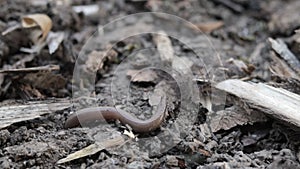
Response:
[216,79,300,129]
[57,135,125,164]
[0,99,70,129]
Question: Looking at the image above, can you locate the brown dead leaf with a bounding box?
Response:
[195,21,224,33]
[84,46,118,73]
[209,106,267,132]
[126,69,158,83]
[19,84,45,99]
[2,65,66,97]
[21,71,66,90]
[85,51,106,73]
[22,14,52,42]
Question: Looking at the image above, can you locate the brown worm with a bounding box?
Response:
[64,95,167,133]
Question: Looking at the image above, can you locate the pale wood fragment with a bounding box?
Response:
[216,79,300,129]
[0,99,70,129]
[57,135,125,164]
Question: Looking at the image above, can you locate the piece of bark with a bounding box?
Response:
[216,79,300,129]
[268,38,300,75]
[269,51,300,81]
[0,99,70,129]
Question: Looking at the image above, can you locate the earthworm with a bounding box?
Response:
[64,94,167,133]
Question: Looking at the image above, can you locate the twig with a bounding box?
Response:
[0,65,60,73]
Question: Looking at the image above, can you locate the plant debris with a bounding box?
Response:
[1,1,300,168]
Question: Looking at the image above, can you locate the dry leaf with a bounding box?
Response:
[209,106,267,132]
[47,31,64,54]
[21,71,66,90]
[22,14,52,42]
[195,21,224,33]
[19,84,45,99]
[126,69,158,83]
[153,31,174,62]
[85,51,106,73]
